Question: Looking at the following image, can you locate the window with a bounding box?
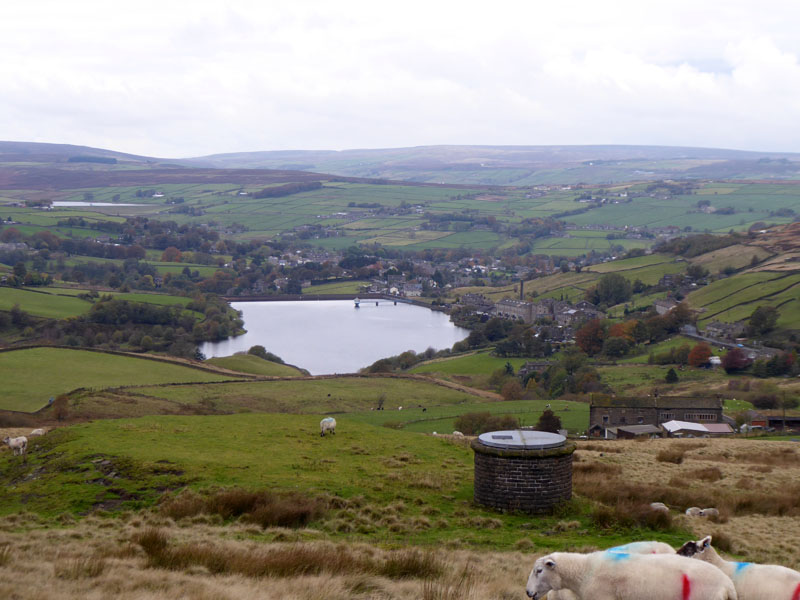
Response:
[602,415,609,424]
[637,416,644,424]
[685,413,717,422]
[660,412,675,421]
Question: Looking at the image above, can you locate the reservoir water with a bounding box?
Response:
[200,300,470,375]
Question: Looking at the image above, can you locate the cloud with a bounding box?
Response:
[1,1,799,156]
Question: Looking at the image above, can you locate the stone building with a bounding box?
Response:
[588,396,724,436]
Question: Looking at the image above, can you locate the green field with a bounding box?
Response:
[106,377,483,417]
[205,353,305,376]
[688,271,800,329]
[301,280,368,295]
[0,287,92,318]
[410,351,530,376]
[0,348,238,412]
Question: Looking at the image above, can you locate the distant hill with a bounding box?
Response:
[180,144,800,185]
[4,141,800,186]
[0,140,157,165]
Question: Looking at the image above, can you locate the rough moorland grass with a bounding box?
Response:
[205,354,303,376]
[0,347,237,412]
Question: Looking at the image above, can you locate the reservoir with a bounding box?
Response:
[200,300,470,375]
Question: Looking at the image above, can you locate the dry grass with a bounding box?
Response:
[158,488,326,529]
[0,519,535,600]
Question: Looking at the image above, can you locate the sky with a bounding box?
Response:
[2,0,800,158]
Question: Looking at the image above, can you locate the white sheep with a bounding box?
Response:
[699,508,719,518]
[685,506,703,516]
[3,436,27,456]
[678,535,800,600]
[526,550,737,600]
[452,431,464,437]
[319,417,336,437]
[545,542,675,600]
[29,428,45,437]
[650,501,670,514]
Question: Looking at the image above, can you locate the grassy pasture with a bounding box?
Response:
[301,280,368,295]
[101,377,484,418]
[0,287,91,318]
[410,351,530,376]
[689,244,774,273]
[0,348,237,412]
[205,354,304,376]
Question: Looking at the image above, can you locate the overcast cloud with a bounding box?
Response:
[2,0,800,157]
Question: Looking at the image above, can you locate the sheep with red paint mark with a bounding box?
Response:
[678,535,800,600]
[545,541,676,600]
[526,549,737,600]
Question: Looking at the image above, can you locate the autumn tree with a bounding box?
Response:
[160,246,183,262]
[688,342,712,367]
[721,348,752,373]
[576,318,606,356]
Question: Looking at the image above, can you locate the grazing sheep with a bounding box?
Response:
[699,508,719,518]
[650,502,670,514]
[526,551,737,600]
[678,535,800,600]
[686,506,703,516]
[29,428,45,437]
[452,431,464,437]
[319,417,336,437]
[545,542,676,600]
[3,436,27,456]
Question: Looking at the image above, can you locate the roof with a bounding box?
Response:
[704,424,734,434]
[590,396,723,409]
[617,424,662,435]
[661,420,709,433]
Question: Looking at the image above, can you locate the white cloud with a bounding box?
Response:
[1,0,799,156]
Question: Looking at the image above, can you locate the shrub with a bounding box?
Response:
[453,412,519,435]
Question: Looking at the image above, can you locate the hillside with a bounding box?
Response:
[180,144,800,185]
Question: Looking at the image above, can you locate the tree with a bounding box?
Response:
[575,319,605,356]
[688,342,712,367]
[665,368,679,384]
[747,306,779,337]
[587,273,633,306]
[160,246,183,262]
[535,409,562,433]
[500,379,524,401]
[603,336,630,359]
[721,348,752,373]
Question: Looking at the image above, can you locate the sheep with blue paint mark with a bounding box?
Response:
[319,417,336,437]
[678,535,800,600]
[545,541,675,600]
[526,549,737,600]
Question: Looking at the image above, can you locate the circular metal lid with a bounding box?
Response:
[477,429,566,450]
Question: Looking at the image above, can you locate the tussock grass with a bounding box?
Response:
[685,466,724,482]
[158,488,326,528]
[53,556,106,579]
[134,529,445,580]
[422,563,475,600]
[656,448,686,464]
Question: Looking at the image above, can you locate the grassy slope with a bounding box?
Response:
[0,348,237,412]
[0,287,92,318]
[0,413,689,552]
[205,354,304,376]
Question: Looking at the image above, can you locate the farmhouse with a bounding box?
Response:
[704,320,746,341]
[654,298,678,315]
[588,395,724,437]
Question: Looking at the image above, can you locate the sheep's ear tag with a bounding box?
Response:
[545,559,556,569]
[702,537,711,548]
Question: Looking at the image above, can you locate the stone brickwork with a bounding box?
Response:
[471,440,575,513]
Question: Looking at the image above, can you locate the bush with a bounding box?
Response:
[453,412,519,435]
